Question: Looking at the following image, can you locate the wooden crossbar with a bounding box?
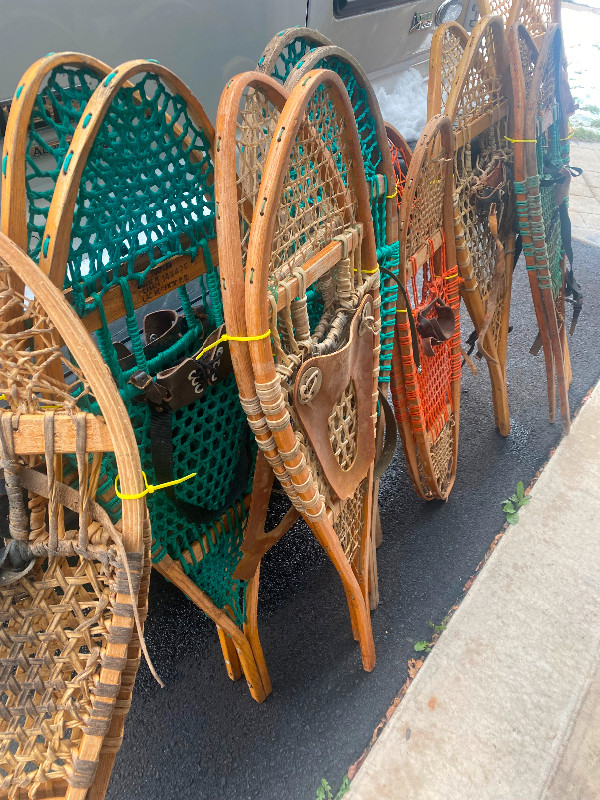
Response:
[11,413,113,454]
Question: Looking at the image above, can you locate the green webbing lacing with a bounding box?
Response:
[307,284,325,330]
[24,65,104,261]
[314,57,382,180]
[560,138,571,169]
[312,55,398,383]
[269,42,399,381]
[514,180,536,262]
[263,37,316,84]
[378,239,400,384]
[514,117,565,303]
[536,120,564,299]
[65,75,216,316]
[60,72,252,626]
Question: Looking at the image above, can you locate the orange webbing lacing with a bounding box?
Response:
[389,139,409,205]
[391,235,460,440]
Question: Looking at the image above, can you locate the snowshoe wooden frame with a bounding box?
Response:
[261,34,403,558]
[478,0,561,37]
[1,52,111,298]
[427,22,469,120]
[508,24,572,431]
[386,123,412,205]
[244,69,380,671]
[257,27,333,84]
[0,231,150,800]
[431,16,516,436]
[215,71,307,585]
[390,115,461,500]
[482,0,576,121]
[32,60,275,701]
[281,43,401,596]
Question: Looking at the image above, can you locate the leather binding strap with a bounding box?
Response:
[146,400,251,525]
[127,319,252,524]
[416,296,456,358]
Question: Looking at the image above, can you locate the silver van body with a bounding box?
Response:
[0,0,479,124]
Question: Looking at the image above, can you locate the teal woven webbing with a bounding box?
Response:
[79,297,253,627]
[61,73,216,316]
[536,121,564,299]
[24,65,104,261]
[514,123,564,298]
[314,56,382,182]
[377,239,400,383]
[514,183,536,262]
[312,54,397,382]
[60,72,252,627]
[267,40,399,381]
[261,36,316,83]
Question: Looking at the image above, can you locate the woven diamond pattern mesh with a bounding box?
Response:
[59,72,252,626]
[24,64,104,262]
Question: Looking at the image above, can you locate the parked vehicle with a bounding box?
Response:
[0,0,478,133]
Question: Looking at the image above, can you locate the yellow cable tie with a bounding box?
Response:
[114,470,197,501]
[561,132,574,141]
[396,308,408,313]
[1,398,60,408]
[195,329,271,361]
[386,187,398,199]
[354,264,380,275]
[445,271,459,280]
[504,136,537,143]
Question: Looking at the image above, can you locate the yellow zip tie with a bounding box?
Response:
[0,398,60,408]
[386,187,398,199]
[354,264,380,275]
[114,470,197,500]
[396,308,408,313]
[445,271,459,280]
[195,329,271,361]
[561,132,574,140]
[504,136,537,143]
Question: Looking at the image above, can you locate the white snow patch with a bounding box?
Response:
[563,6,600,130]
[375,68,428,143]
[417,32,434,54]
[567,0,600,8]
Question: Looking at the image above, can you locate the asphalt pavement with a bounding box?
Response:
[348,380,600,800]
[105,237,600,800]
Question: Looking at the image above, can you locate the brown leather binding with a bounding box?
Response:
[293,294,376,501]
[416,297,456,357]
[128,323,233,412]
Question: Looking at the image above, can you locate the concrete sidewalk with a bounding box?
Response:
[569,140,600,248]
[347,383,600,800]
